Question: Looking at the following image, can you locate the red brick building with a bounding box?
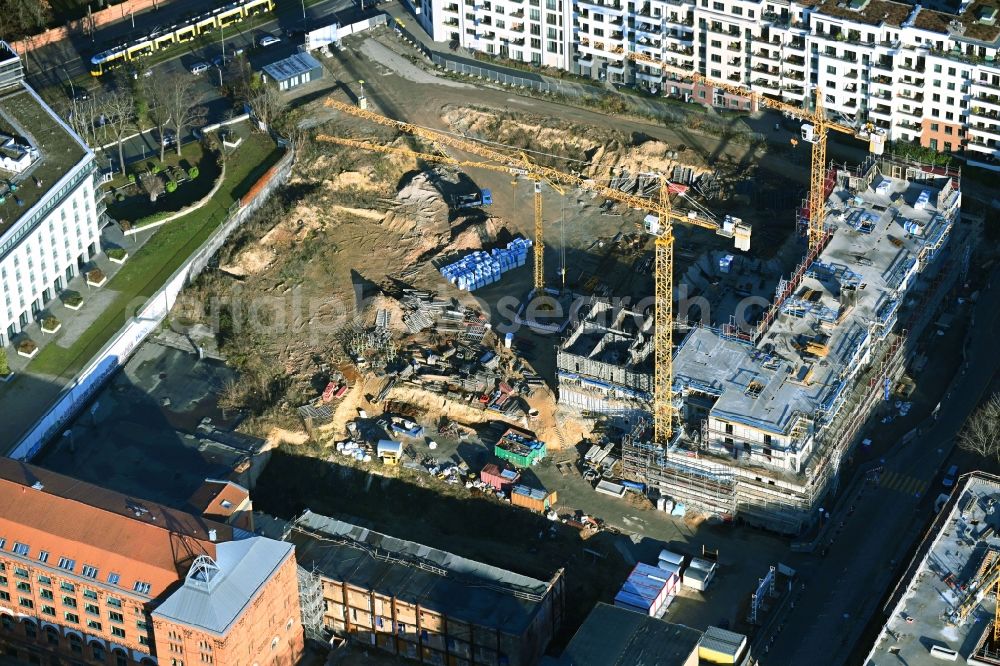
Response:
[0,459,303,666]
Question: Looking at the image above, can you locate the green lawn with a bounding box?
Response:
[29,132,284,378]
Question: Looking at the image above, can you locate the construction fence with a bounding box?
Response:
[8,146,296,461]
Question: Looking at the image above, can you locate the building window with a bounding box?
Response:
[15,582,29,593]
[83,590,97,601]
[57,558,76,572]
[107,597,122,608]
[85,604,99,616]
[111,626,126,638]
[107,572,120,585]
[133,581,151,595]
[88,620,102,631]
[13,567,27,579]
[109,611,124,624]
[12,543,29,557]
[19,597,33,609]
[41,605,55,616]
[81,565,98,579]
[64,612,79,624]
[37,575,50,585]
[40,589,52,600]
[63,596,77,608]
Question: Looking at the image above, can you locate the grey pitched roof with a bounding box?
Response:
[152,537,293,635]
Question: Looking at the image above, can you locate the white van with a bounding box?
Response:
[189,61,210,75]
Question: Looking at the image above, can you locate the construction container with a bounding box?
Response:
[595,480,626,498]
[510,485,556,513]
[376,440,402,466]
[658,549,684,567]
[697,626,748,664]
[494,428,546,467]
[614,562,678,618]
[681,565,713,592]
[480,463,519,492]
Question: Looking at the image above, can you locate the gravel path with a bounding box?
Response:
[359,39,472,89]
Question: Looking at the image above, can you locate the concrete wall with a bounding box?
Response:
[8,145,295,461]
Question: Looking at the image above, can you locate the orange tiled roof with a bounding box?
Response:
[0,459,232,598]
[187,479,250,520]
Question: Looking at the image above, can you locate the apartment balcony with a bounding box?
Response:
[727,41,742,51]
[753,65,780,78]
[897,120,921,132]
[897,106,924,119]
[444,3,459,11]
[663,30,694,44]
[972,94,1000,113]
[785,54,805,66]
[870,90,890,101]
[966,140,1000,156]
[896,91,924,103]
[728,57,742,67]
[870,74,892,86]
[511,22,524,32]
[610,30,625,41]
[609,14,624,25]
[510,8,524,17]
[753,77,780,91]
[898,61,925,73]
[576,0,623,11]
[968,123,1000,142]
[507,36,525,45]
[787,39,806,51]
[754,49,779,61]
[636,69,662,83]
[444,18,459,26]
[634,21,662,37]
[636,3,658,18]
[872,60,893,71]
[667,45,694,56]
[898,76,924,88]
[972,78,1000,94]
[608,60,627,74]
[784,70,805,82]
[635,36,662,49]
[727,72,743,82]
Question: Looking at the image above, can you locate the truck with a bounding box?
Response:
[451,188,492,210]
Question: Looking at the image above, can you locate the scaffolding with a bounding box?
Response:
[297,565,325,640]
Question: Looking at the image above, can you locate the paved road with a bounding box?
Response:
[764,268,1000,665]
[23,0,352,93]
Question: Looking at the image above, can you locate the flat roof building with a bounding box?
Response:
[284,509,565,666]
[864,472,1000,666]
[555,602,751,666]
[625,157,963,533]
[0,458,303,666]
[0,41,104,348]
[261,51,324,91]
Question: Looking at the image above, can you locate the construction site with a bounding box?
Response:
[865,473,1000,665]
[622,155,963,534]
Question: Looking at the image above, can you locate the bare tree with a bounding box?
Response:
[140,172,164,203]
[99,89,136,175]
[161,74,206,158]
[958,395,1000,460]
[245,80,285,131]
[142,78,171,163]
[66,96,101,148]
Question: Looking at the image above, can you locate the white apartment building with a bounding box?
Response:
[0,43,102,347]
[411,0,1000,158]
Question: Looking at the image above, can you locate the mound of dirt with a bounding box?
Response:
[442,107,604,162]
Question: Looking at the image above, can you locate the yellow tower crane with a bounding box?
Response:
[626,52,886,251]
[322,96,748,442]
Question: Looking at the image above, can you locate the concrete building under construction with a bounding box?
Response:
[555,299,653,414]
[624,156,964,534]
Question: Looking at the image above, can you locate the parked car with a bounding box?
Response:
[942,464,959,488]
[160,130,176,148]
[211,54,231,68]
[189,61,210,75]
[257,34,281,47]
